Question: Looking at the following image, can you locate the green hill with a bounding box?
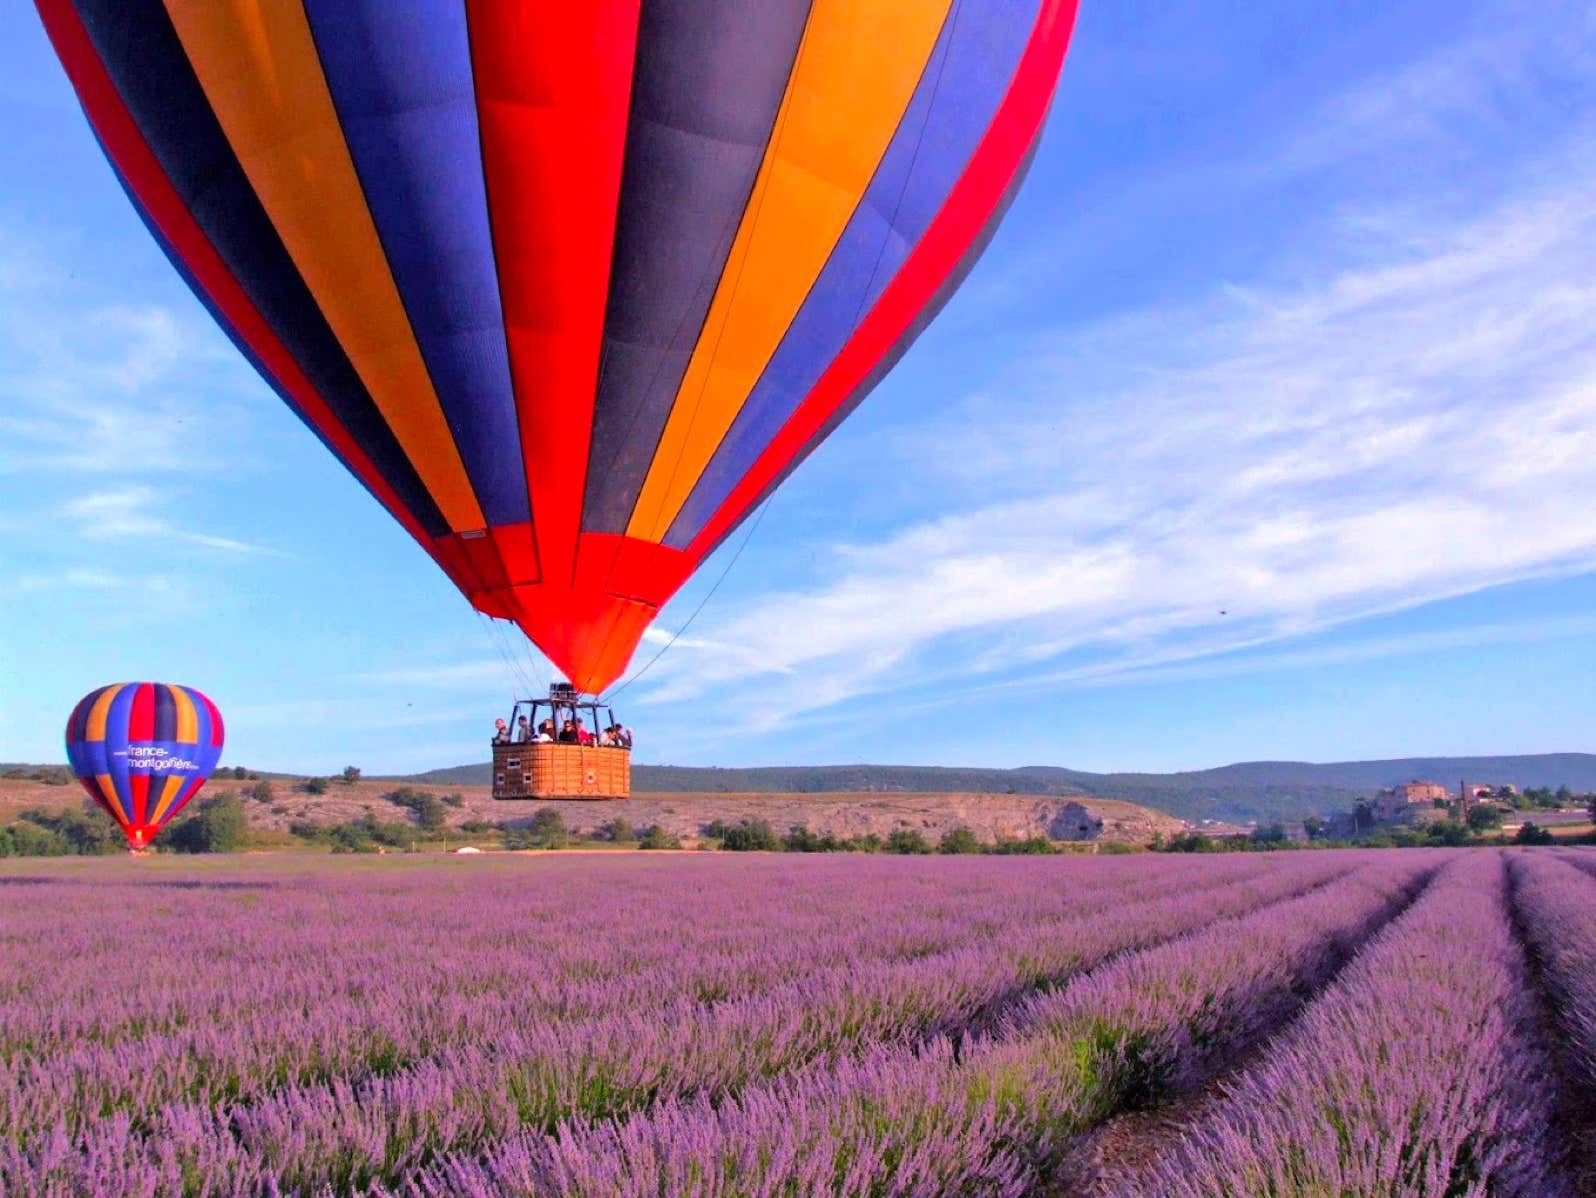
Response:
[401,753,1596,824]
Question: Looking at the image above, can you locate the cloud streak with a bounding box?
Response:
[637,70,1596,727]
[0,270,243,477]
[59,486,286,556]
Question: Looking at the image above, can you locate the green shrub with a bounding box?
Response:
[1251,823,1288,845]
[990,836,1055,855]
[1514,821,1556,846]
[341,766,362,785]
[247,779,274,803]
[640,824,680,850]
[330,825,378,853]
[503,808,569,850]
[386,787,448,830]
[14,802,124,855]
[357,812,418,849]
[0,821,72,856]
[1098,840,1141,854]
[164,794,249,853]
[1162,833,1219,853]
[1466,805,1504,832]
[711,818,781,852]
[938,826,983,854]
[782,825,849,852]
[886,829,932,855]
[300,777,328,795]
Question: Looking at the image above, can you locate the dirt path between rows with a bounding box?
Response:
[1504,852,1596,1195]
[1042,861,1442,1196]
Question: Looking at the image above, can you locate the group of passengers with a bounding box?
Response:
[493,715,632,749]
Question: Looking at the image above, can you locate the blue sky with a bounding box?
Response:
[3,0,1594,776]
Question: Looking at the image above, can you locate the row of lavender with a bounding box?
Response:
[395,852,1435,1197]
[1,851,1424,1195]
[0,853,1339,1146]
[12,849,1589,1195]
[409,850,1593,1198]
[1526,850,1596,1085]
[0,855,1283,1123]
[1117,850,1586,1196]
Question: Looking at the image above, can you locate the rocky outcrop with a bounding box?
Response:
[1048,801,1105,841]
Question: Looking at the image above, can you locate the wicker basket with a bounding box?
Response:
[492,742,630,800]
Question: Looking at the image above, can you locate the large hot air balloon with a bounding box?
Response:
[38,0,1077,693]
[64,683,225,851]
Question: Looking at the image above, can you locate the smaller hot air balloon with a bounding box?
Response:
[65,682,224,852]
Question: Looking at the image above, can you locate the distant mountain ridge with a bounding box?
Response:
[402,753,1596,824]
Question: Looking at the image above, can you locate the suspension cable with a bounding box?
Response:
[603,495,773,704]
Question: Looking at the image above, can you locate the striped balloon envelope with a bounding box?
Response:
[64,683,225,851]
[37,0,1078,693]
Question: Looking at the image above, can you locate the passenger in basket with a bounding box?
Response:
[598,726,617,748]
[613,723,634,750]
[492,719,509,744]
[576,718,595,746]
[515,716,533,743]
[536,720,555,743]
[558,719,579,744]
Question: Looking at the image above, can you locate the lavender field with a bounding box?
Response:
[3,850,1594,1196]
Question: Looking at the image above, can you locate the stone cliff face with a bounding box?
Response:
[1048,801,1104,840]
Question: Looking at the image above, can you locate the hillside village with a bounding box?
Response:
[1318,778,1589,840]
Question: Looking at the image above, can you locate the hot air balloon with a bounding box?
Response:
[38,0,1077,694]
[64,683,225,851]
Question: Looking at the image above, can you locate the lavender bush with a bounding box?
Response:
[394,854,1430,1196]
[0,849,1557,1197]
[0,853,1334,1193]
[0,855,1311,1140]
[1117,852,1570,1197]
[1510,852,1596,1082]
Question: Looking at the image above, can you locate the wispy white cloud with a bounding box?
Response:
[0,565,193,622]
[637,58,1596,728]
[635,625,791,680]
[0,212,282,486]
[1009,612,1596,694]
[0,283,244,475]
[57,485,286,556]
[0,567,121,596]
[1280,2,1595,178]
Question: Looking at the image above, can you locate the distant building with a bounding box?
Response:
[1370,780,1450,823]
[1390,780,1450,804]
[1325,778,1471,838]
[1467,783,1517,800]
